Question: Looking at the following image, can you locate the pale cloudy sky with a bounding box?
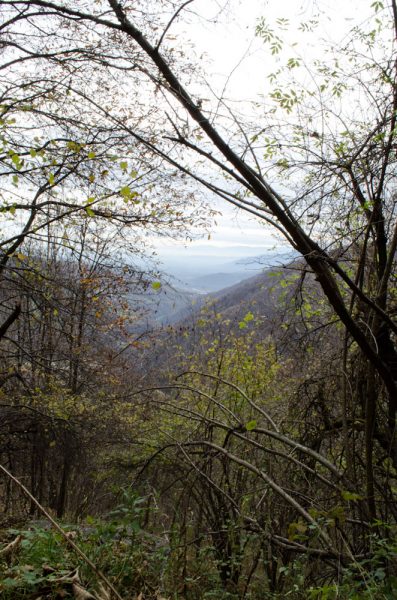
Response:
[153,0,372,274]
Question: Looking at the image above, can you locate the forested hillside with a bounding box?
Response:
[1,1,397,598]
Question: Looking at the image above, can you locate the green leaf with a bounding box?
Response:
[85,206,95,217]
[11,152,20,165]
[245,420,257,431]
[371,1,384,12]
[88,150,96,159]
[341,490,362,502]
[151,281,161,290]
[120,161,128,171]
[48,173,55,185]
[120,185,131,198]
[2,577,18,588]
[287,57,300,69]
[67,141,83,152]
[120,186,139,203]
[276,158,289,169]
[239,311,254,329]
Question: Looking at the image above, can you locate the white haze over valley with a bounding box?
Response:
[149,0,371,292]
[154,207,294,292]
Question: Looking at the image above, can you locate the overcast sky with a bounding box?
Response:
[153,0,373,274]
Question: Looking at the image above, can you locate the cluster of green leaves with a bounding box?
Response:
[5,513,397,599]
[0,490,167,599]
[0,493,255,599]
[238,533,397,599]
[308,534,397,599]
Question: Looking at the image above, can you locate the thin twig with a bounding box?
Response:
[0,464,124,600]
[156,0,195,51]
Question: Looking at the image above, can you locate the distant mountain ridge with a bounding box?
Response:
[141,260,294,375]
[127,251,298,331]
[181,271,252,293]
[161,249,296,293]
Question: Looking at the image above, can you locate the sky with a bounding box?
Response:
[154,199,286,273]
[153,0,371,278]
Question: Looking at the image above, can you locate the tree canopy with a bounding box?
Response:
[2,1,397,598]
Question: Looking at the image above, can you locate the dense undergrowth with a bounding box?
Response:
[1,489,397,599]
[2,301,397,599]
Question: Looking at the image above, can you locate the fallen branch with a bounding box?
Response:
[0,463,123,600]
[0,534,22,559]
[72,570,111,599]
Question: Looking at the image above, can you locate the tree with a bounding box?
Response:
[132,302,359,594]
[0,220,152,517]
[0,0,213,519]
[3,0,395,508]
[0,0,207,346]
[2,0,397,576]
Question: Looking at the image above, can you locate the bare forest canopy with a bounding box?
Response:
[1,1,397,598]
